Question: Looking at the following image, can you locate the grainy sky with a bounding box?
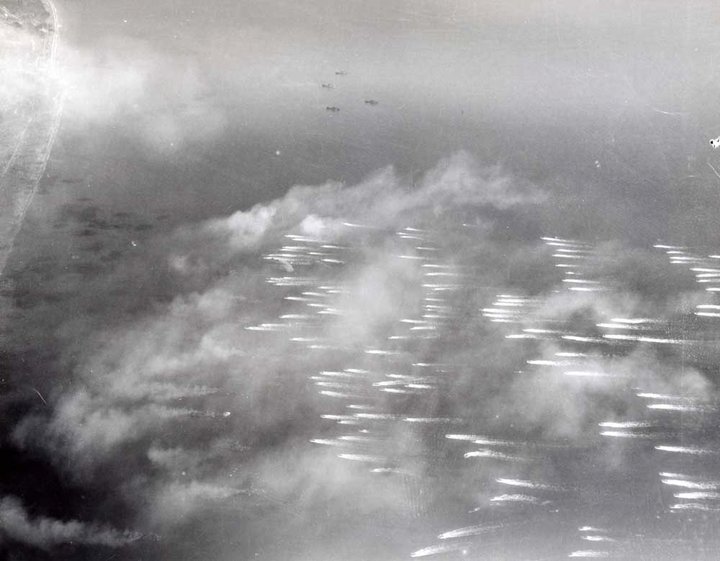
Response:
[42,0,720,242]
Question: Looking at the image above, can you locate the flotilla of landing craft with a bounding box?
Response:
[247,224,720,559]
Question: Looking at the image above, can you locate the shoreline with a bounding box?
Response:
[0,0,64,279]
[39,0,59,60]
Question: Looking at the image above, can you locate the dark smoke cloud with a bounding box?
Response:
[8,153,547,543]
[0,495,140,549]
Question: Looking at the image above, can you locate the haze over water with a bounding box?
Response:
[4,1,720,560]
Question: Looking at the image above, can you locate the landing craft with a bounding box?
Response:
[364,99,379,105]
[325,106,340,112]
[335,70,347,76]
[321,83,334,89]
